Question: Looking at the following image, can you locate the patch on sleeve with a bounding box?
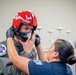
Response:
[33,60,43,65]
[0,44,6,56]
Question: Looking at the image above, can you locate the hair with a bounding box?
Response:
[54,39,76,65]
[17,23,23,31]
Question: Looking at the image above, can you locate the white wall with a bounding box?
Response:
[0,0,76,48]
[0,0,76,75]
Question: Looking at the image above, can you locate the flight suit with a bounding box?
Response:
[0,39,37,75]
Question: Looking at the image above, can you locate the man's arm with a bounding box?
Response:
[7,38,30,74]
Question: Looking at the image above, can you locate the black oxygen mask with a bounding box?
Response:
[18,31,31,42]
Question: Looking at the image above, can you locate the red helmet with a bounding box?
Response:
[12,10,38,29]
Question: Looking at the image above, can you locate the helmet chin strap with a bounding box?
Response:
[30,25,37,39]
[30,30,34,40]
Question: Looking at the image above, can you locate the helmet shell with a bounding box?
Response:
[12,10,37,29]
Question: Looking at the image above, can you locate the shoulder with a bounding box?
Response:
[0,40,6,45]
[28,60,49,68]
[28,60,45,68]
[31,60,43,65]
[0,40,7,56]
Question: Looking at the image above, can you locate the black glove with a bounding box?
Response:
[6,27,14,38]
[35,34,41,47]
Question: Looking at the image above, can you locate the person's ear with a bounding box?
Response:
[54,51,59,57]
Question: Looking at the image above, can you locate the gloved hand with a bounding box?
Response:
[6,27,14,38]
[35,34,41,47]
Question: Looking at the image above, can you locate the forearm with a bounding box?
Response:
[7,38,18,61]
[36,44,48,62]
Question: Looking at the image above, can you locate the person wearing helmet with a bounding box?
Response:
[0,10,38,75]
[11,10,37,54]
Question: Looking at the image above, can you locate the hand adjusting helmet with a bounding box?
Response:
[11,10,38,42]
